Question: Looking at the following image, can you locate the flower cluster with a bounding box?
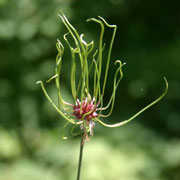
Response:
[72,97,99,121]
[37,13,168,142]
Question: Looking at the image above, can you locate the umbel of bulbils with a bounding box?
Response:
[37,13,168,143]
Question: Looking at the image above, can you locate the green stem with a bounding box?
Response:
[76,133,85,180]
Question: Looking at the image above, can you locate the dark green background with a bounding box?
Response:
[0,0,180,179]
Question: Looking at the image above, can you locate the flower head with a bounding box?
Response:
[37,13,168,142]
[72,97,99,121]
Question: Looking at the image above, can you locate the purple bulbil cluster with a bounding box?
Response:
[72,98,99,121]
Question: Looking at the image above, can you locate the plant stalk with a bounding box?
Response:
[76,133,85,180]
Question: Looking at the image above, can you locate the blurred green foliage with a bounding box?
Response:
[0,0,180,179]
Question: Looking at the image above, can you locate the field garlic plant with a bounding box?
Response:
[36,13,168,143]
